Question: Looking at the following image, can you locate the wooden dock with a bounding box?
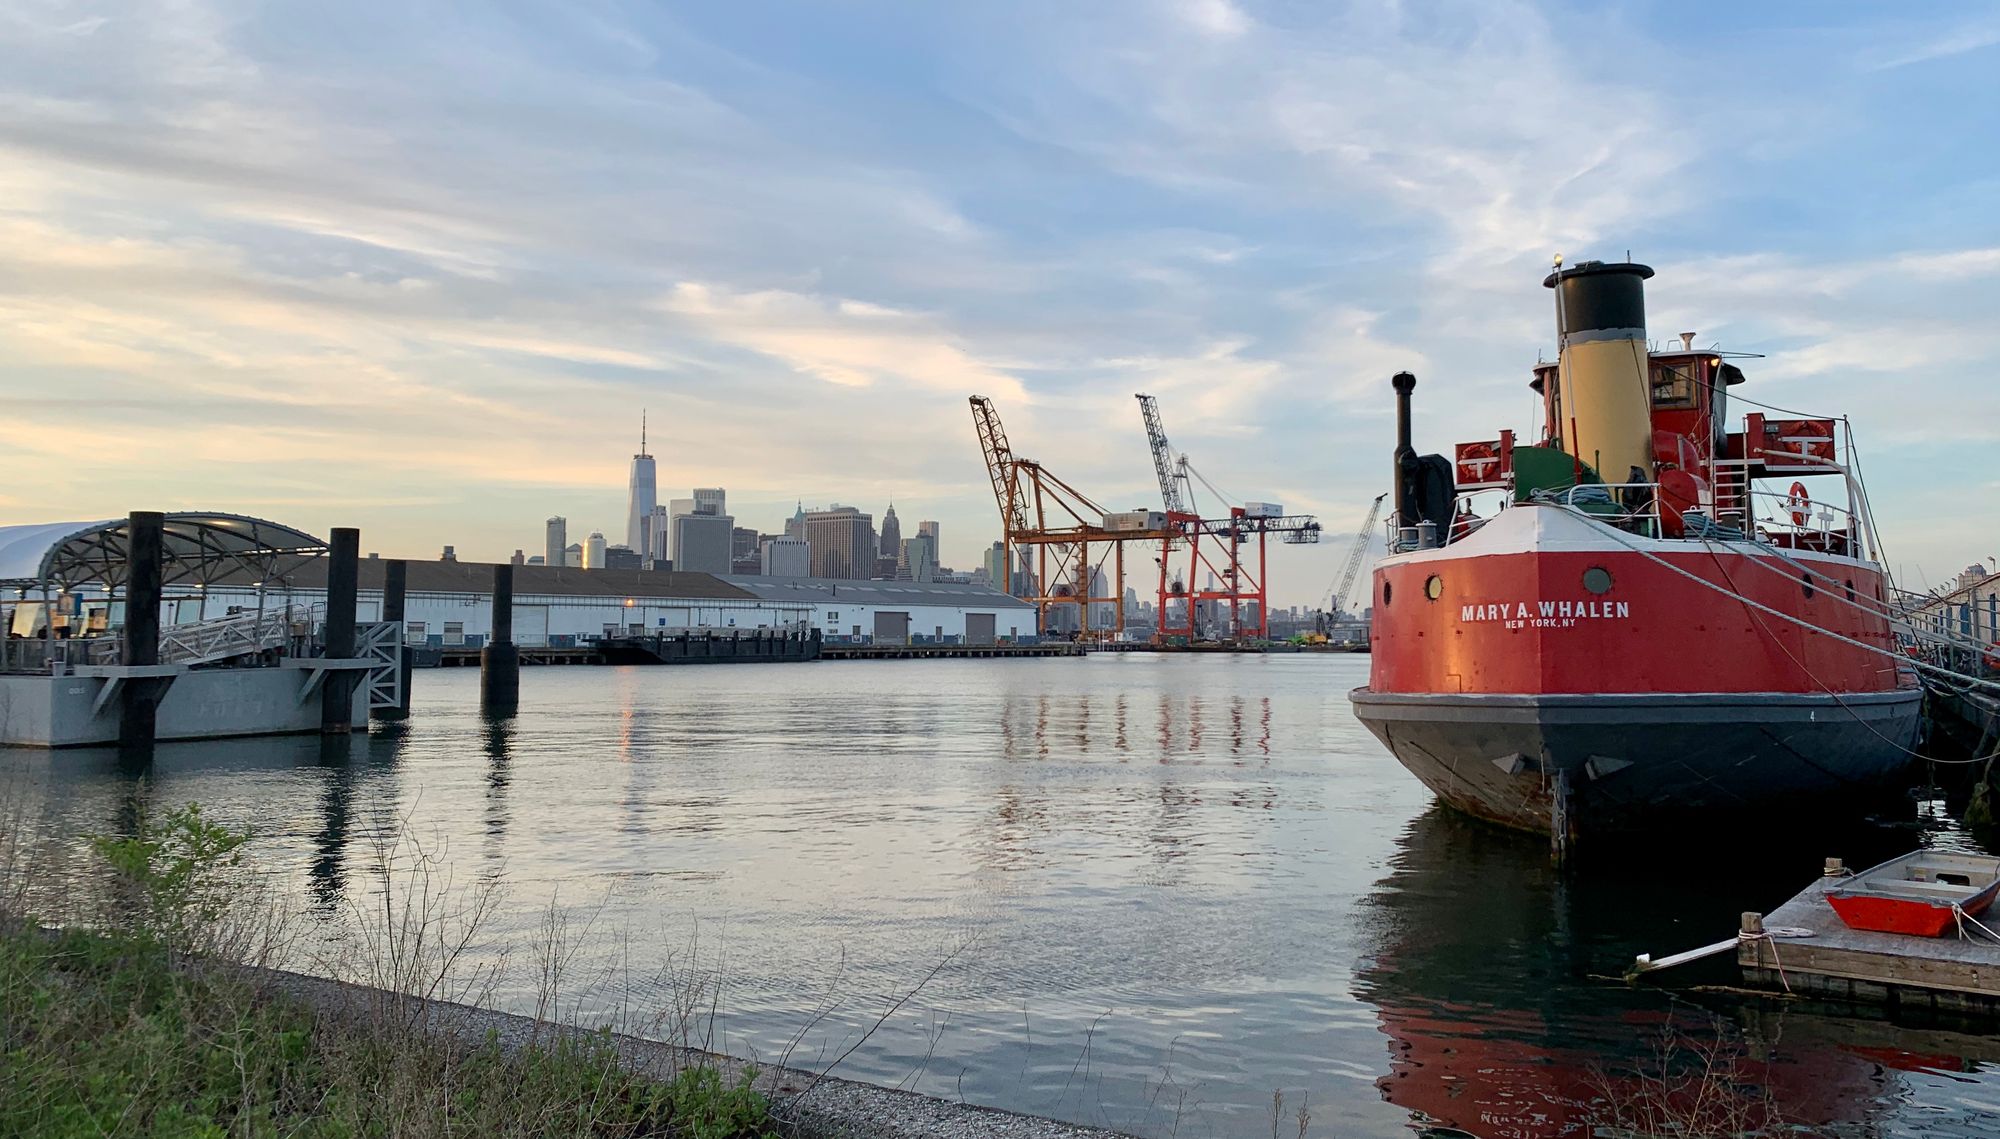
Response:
[1740,876,2000,1015]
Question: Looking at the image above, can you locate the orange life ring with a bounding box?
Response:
[1786,481,1811,527]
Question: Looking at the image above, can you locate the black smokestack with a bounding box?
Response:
[1392,371,1417,525]
[1544,260,1653,339]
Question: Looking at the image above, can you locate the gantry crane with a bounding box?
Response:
[1136,394,1193,518]
[1319,494,1386,631]
[971,396,1172,640]
[1133,393,1321,643]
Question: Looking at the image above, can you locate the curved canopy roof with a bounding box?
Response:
[0,514,328,593]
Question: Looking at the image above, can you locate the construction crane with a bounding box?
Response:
[1135,394,1192,517]
[1321,493,1387,626]
[971,395,1172,640]
[1132,393,1320,644]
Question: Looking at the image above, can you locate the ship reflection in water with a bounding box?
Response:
[1357,808,2000,1137]
[7,659,2000,1137]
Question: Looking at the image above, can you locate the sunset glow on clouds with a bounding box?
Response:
[2,1,1996,596]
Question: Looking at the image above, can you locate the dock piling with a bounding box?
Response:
[373,559,412,721]
[118,510,165,751]
[322,527,359,734]
[481,563,519,712]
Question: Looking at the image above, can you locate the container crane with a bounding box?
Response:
[1136,394,1193,518]
[971,395,1172,640]
[1321,493,1386,629]
[1132,393,1320,643]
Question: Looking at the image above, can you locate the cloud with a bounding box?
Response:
[659,283,1029,400]
[1865,20,2000,71]
[0,0,1992,593]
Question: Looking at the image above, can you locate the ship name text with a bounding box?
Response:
[1459,600,1630,630]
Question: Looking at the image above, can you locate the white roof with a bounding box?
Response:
[0,513,328,591]
[720,575,1034,608]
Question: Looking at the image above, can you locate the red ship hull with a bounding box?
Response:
[1350,506,1922,837]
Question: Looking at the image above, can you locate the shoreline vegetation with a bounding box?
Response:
[2,801,781,1138]
[1,798,1791,1138]
[0,801,1135,1139]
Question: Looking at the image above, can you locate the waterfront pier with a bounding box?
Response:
[0,513,383,747]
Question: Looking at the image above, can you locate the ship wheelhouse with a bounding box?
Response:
[1441,340,1875,564]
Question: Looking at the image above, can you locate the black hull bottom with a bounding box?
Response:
[1349,688,1922,837]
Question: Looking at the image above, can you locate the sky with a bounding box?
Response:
[2,0,1997,605]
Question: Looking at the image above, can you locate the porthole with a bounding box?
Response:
[1801,571,1815,600]
[1383,580,1393,606]
[1582,566,1614,596]
[1424,575,1444,601]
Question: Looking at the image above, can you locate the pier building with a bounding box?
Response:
[720,576,1035,644]
[0,513,378,747]
[187,563,1037,648]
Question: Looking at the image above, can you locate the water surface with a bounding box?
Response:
[8,655,1999,1137]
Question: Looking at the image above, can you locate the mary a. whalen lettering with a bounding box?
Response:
[1460,600,1630,624]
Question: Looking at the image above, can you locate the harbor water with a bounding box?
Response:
[6,654,2000,1137]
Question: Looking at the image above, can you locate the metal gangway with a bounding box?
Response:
[2,604,324,674]
[158,605,321,666]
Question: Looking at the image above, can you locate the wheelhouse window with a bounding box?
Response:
[1650,362,1696,409]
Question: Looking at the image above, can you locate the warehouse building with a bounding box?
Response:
[720,576,1037,644]
[185,560,1036,648]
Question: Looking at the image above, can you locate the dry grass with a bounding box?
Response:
[1585,1013,1785,1138]
[0,795,779,1139]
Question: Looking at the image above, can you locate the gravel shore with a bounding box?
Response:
[262,965,1141,1139]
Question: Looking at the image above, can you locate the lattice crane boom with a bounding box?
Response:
[969,396,1029,536]
[1135,393,1190,516]
[1327,493,1387,615]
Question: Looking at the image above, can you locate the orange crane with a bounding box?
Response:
[970,395,1171,640]
[1134,393,1322,642]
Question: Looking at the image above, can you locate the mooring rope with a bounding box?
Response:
[1952,904,2000,943]
[1737,929,1793,992]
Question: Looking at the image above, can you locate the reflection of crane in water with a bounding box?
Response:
[1316,493,1386,638]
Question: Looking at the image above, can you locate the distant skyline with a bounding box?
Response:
[1,3,1997,603]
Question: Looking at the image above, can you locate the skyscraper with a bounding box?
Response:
[879,503,901,558]
[760,536,809,577]
[647,505,669,564]
[672,512,734,574]
[731,526,761,574]
[803,506,874,579]
[584,531,607,569]
[982,541,1006,593]
[545,517,567,567]
[626,413,657,555]
[918,520,940,558]
[666,487,726,563]
[897,535,936,584]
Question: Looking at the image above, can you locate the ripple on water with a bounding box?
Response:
[6,655,2000,1138]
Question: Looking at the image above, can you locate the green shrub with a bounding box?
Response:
[0,803,778,1139]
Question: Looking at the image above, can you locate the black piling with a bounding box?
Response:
[322,527,359,734]
[118,510,165,751]
[481,563,519,713]
[372,559,412,721]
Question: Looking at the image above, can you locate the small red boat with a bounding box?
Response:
[1826,851,2000,938]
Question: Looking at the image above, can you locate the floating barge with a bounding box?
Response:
[1737,862,2000,1016]
[819,642,1080,660]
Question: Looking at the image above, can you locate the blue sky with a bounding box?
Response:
[2,0,1996,601]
